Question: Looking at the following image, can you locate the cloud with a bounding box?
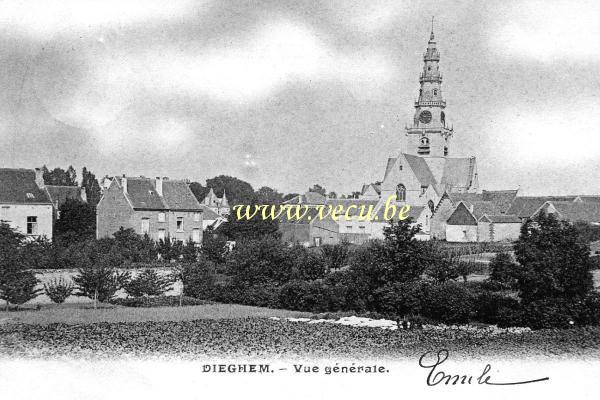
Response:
[327,0,408,33]
[142,21,394,103]
[0,0,200,37]
[490,100,600,163]
[493,0,600,61]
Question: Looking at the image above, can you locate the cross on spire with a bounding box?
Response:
[430,16,435,40]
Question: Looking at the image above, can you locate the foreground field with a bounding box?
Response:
[1,315,600,360]
[0,303,310,325]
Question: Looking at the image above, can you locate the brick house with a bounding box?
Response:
[0,168,53,239]
[96,176,203,243]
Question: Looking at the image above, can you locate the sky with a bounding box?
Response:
[1,0,600,196]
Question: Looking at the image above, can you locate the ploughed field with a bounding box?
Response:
[1,309,600,360]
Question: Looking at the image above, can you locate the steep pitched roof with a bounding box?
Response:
[327,199,380,217]
[470,201,501,219]
[374,204,426,222]
[199,205,222,220]
[440,157,476,189]
[283,191,327,205]
[162,180,202,210]
[383,157,398,181]
[447,202,478,226]
[447,192,483,207]
[0,168,51,204]
[46,185,84,208]
[403,154,437,186]
[123,177,166,209]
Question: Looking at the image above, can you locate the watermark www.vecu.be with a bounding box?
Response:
[232,195,412,222]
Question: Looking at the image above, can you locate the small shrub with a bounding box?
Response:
[109,295,211,307]
[124,269,173,298]
[0,270,41,310]
[181,259,217,299]
[73,259,131,308]
[278,279,329,312]
[43,277,74,304]
[212,282,279,308]
[420,281,476,324]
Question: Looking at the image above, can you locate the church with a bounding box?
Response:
[377,27,478,211]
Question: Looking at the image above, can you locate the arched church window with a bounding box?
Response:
[419,89,422,96]
[399,164,403,171]
[396,184,406,201]
[433,89,438,96]
[421,137,429,145]
[444,146,448,156]
[428,66,431,71]
[441,111,445,125]
[428,200,435,213]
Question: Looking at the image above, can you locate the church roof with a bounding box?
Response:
[403,154,438,186]
[440,157,477,190]
[383,157,398,181]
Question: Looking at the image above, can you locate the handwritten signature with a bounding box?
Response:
[419,349,550,386]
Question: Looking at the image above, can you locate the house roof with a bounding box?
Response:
[327,199,379,217]
[374,204,426,222]
[470,201,502,219]
[507,196,578,218]
[481,190,518,212]
[546,201,600,223]
[162,180,203,210]
[283,191,327,205]
[118,176,201,211]
[45,185,84,208]
[0,168,51,205]
[447,202,478,226]
[479,214,522,223]
[199,205,223,220]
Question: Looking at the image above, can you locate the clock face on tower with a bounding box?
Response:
[419,110,432,124]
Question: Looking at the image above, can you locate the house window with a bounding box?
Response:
[192,228,201,243]
[396,184,406,201]
[314,237,322,247]
[26,193,34,199]
[176,217,184,232]
[26,216,37,235]
[346,225,353,231]
[141,218,150,234]
[158,212,165,222]
[158,229,166,241]
[359,226,366,232]
[193,212,201,222]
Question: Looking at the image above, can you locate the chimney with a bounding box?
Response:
[121,175,128,194]
[80,187,88,203]
[34,168,45,189]
[155,177,163,196]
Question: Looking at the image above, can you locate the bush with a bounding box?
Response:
[420,281,475,324]
[290,246,327,281]
[320,242,350,270]
[278,279,329,312]
[43,277,74,304]
[475,291,520,325]
[0,270,41,309]
[124,269,173,298]
[180,259,217,299]
[109,296,211,308]
[212,282,279,308]
[72,257,131,308]
[374,280,430,317]
[489,252,520,289]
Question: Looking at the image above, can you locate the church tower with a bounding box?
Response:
[405,20,453,157]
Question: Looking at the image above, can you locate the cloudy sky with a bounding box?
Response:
[1,0,599,195]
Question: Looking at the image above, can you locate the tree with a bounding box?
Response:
[42,165,78,186]
[81,167,102,206]
[256,186,284,205]
[488,252,520,288]
[327,191,337,199]
[308,184,326,196]
[54,198,96,245]
[320,242,350,271]
[514,212,593,303]
[189,182,209,204]
[205,175,256,205]
[124,269,173,298]
[72,255,131,308]
[217,213,279,241]
[0,223,41,310]
[201,227,228,264]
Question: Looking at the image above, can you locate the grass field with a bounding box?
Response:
[0,303,310,325]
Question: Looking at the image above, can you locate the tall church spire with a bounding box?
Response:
[405,22,453,157]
